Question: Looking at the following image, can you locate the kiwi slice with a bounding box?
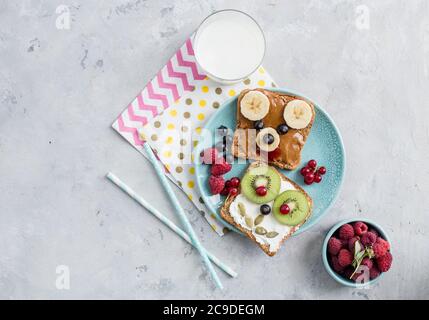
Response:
[241,165,281,204]
[273,190,309,226]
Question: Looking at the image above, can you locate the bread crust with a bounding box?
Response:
[220,161,313,256]
[232,88,316,170]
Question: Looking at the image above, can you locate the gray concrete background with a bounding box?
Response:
[1,0,428,299]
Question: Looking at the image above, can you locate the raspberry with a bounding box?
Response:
[339,224,355,240]
[361,257,373,269]
[328,237,342,255]
[370,266,381,279]
[340,238,348,249]
[330,256,345,273]
[353,221,368,236]
[368,228,379,237]
[376,252,393,272]
[377,237,390,250]
[373,238,390,258]
[348,236,361,251]
[338,249,353,267]
[211,160,232,176]
[200,147,218,164]
[343,267,354,280]
[208,175,225,195]
[361,231,377,247]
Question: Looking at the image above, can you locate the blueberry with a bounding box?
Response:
[263,133,275,145]
[277,124,289,135]
[254,120,264,130]
[217,125,229,136]
[260,204,271,215]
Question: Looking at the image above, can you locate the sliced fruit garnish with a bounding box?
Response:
[283,99,312,129]
[241,164,281,204]
[273,190,309,226]
[256,127,280,152]
[240,91,270,121]
[254,176,269,188]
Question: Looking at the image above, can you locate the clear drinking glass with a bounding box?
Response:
[193,9,266,85]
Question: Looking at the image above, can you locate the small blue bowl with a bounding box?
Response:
[322,218,391,288]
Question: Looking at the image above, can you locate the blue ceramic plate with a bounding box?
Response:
[194,88,345,235]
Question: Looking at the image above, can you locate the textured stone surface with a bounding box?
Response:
[1,0,428,299]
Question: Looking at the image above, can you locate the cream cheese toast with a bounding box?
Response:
[220,161,313,256]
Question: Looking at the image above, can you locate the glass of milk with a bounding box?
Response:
[194,10,266,84]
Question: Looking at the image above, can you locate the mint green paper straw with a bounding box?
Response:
[143,144,223,289]
[106,172,237,278]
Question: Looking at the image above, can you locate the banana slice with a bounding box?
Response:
[256,127,280,152]
[240,91,270,121]
[283,99,312,129]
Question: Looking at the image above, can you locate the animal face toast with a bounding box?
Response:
[220,162,313,256]
[232,88,316,170]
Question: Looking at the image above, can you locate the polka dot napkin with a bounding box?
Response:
[113,37,277,236]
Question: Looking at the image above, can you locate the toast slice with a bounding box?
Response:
[232,88,316,170]
[220,161,313,256]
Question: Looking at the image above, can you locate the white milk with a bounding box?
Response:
[194,10,265,83]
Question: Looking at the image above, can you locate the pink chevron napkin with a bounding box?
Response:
[112,38,203,180]
[113,36,277,236]
[113,39,204,145]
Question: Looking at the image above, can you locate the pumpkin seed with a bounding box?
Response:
[238,202,246,217]
[245,217,253,228]
[254,215,264,226]
[255,226,267,235]
[266,231,279,238]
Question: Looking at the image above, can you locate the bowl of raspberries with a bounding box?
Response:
[322,218,392,287]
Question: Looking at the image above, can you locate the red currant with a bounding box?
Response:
[220,187,229,196]
[308,159,317,168]
[225,180,232,188]
[255,186,267,196]
[304,173,315,185]
[229,187,238,196]
[300,166,311,176]
[230,177,240,188]
[318,166,326,175]
[313,173,322,183]
[280,204,290,215]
